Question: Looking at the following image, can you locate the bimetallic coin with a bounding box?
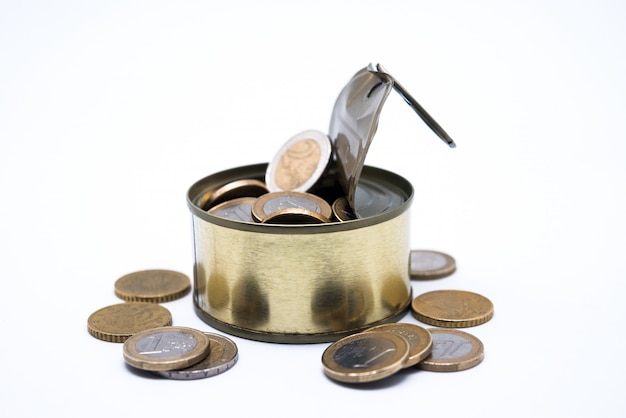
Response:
[114,270,191,303]
[321,331,410,383]
[266,129,332,193]
[363,323,432,368]
[154,333,239,380]
[87,303,172,343]
[411,290,494,328]
[409,250,456,280]
[418,328,484,372]
[208,197,256,223]
[199,179,268,210]
[123,326,211,372]
[262,208,331,224]
[331,197,356,222]
[251,191,332,223]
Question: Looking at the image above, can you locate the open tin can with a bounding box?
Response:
[187,64,455,343]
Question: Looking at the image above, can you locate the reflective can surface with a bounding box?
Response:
[187,163,413,343]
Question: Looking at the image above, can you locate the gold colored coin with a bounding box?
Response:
[418,328,484,372]
[199,179,268,210]
[363,323,432,368]
[411,290,494,328]
[208,197,256,223]
[87,303,172,343]
[123,326,211,372]
[114,270,191,303]
[331,197,356,222]
[262,208,331,224]
[321,331,410,383]
[251,191,333,223]
[409,249,456,279]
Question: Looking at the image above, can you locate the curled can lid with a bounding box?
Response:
[329,63,456,214]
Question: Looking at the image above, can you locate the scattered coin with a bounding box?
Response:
[262,208,331,224]
[208,197,256,223]
[331,197,356,222]
[251,191,333,223]
[154,333,239,380]
[199,179,268,210]
[418,328,484,372]
[321,331,410,383]
[87,302,172,343]
[114,270,191,303]
[363,323,432,368]
[411,290,494,328]
[409,250,456,279]
[123,326,211,372]
[266,129,332,193]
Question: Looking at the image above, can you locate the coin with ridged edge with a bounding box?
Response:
[154,333,239,380]
[87,302,172,343]
[208,197,256,223]
[123,326,211,372]
[409,250,456,280]
[251,191,332,223]
[321,331,410,383]
[262,208,331,224]
[363,323,433,368]
[418,328,484,372]
[199,179,268,210]
[114,270,191,303]
[411,289,494,328]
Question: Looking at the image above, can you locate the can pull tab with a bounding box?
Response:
[368,63,456,149]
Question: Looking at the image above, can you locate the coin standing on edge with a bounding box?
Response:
[123,326,211,372]
[321,331,410,383]
[208,197,257,223]
[87,303,172,343]
[251,191,333,223]
[409,250,456,280]
[265,129,332,193]
[154,333,239,380]
[199,179,268,210]
[418,328,484,372]
[363,323,433,368]
[331,197,356,222]
[114,270,191,303]
[411,289,494,328]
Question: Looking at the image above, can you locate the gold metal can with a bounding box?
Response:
[187,163,413,343]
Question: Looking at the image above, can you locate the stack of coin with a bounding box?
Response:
[123,326,239,380]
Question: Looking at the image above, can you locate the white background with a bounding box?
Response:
[1,1,625,417]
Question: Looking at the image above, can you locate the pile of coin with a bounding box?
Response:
[200,129,357,224]
[87,269,239,380]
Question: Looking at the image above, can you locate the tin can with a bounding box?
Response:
[187,163,413,343]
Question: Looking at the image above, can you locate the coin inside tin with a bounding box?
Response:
[266,129,332,193]
[251,191,332,223]
[331,197,356,222]
[262,208,331,224]
[208,197,257,223]
[199,179,268,210]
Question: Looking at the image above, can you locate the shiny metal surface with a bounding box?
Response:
[418,329,484,372]
[188,163,413,343]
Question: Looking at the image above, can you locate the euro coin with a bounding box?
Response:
[262,208,331,224]
[331,197,356,222]
[251,191,332,223]
[363,323,432,368]
[266,129,332,193]
[199,179,268,210]
[418,328,484,372]
[114,269,191,303]
[411,290,494,328]
[123,326,211,372]
[321,331,410,383]
[409,250,456,280]
[154,333,239,380]
[208,197,256,223]
[87,302,172,343]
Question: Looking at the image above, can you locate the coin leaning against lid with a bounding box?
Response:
[266,129,332,193]
[87,303,172,343]
[251,191,332,223]
[208,197,256,223]
[114,270,191,303]
[154,333,239,380]
[418,328,484,372]
[331,197,356,222]
[411,290,494,328]
[409,250,456,280]
[321,331,410,383]
[363,323,433,368]
[123,326,211,372]
[199,178,268,210]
